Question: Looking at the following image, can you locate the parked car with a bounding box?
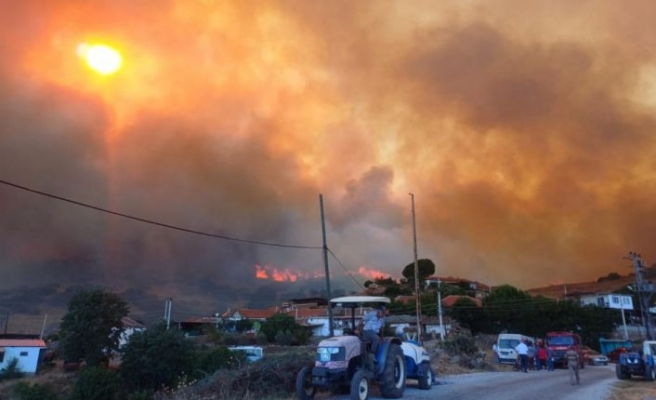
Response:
[580,346,608,366]
[588,352,609,366]
[607,347,629,363]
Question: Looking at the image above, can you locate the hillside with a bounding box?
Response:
[524,265,656,299]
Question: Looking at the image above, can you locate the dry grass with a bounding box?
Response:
[607,379,656,400]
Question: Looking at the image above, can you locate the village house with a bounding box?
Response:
[118,316,147,348]
[0,338,46,375]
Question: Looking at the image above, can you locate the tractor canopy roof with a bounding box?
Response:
[330,296,391,308]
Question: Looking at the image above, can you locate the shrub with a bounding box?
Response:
[119,323,195,393]
[274,330,294,346]
[13,382,59,400]
[179,348,314,400]
[70,366,119,400]
[0,357,24,380]
[444,335,479,357]
[126,390,152,400]
[193,346,244,378]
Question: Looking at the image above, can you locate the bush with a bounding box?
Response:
[194,346,244,378]
[70,366,119,400]
[126,390,152,400]
[119,323,195,393]
[0,357,24,381]
[444,335,479,357]
[180,348,315,399]
[274,330,294,346]
[13,382,59,400]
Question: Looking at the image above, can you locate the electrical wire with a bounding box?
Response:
[0,178,322,250]
[327,249,366,291]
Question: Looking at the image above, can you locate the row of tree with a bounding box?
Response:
[368,259,620,349]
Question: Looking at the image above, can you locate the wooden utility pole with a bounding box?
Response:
[629,252,654,340]
[410,193,422,345]
[320,194,334,337]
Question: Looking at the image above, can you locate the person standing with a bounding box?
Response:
[493,343,499,363]
[515,339,529,373]
[565,346,580,385]
[547,346,555,371]
[537,342,548,371]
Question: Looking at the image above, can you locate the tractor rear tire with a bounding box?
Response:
[418,363,434,390]
[296,366,316,400]
[615,364,628,380]
[379,343,406,398]
[648,366,656,382]
[350,369,369,400]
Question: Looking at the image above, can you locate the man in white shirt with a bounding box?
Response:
[515,339,529,373]
[361,306,386,354]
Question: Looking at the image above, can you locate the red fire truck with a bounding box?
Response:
[546,331,585,369]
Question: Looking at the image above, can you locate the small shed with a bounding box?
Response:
[0,339,46,374]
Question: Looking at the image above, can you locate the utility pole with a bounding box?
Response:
[40,314,48,339]
[629,252,654,340]
[437,279,445,341]
[320,194,334,337]
[165,298,173,330]
[410,193,422,345]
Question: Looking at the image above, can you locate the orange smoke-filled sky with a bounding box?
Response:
[1,0,656,297]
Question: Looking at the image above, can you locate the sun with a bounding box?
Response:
[77,43,123,75]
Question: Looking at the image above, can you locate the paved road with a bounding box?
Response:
[403,364,616,400]
[317,364,617,400]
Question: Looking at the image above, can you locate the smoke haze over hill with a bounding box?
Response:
[2,1,656,319]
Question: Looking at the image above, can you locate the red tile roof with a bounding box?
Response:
[236,308,279,319]
[441,295,483,308]
[0,339,46,348]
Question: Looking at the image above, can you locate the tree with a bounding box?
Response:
[260,314,308,344]
[69,366,119,400]
[59,289,129,366]
[401,259,436,289]
[119,322,195,393]
[449,297,486,335]
[482,285,532,334]
[236,318,254,332]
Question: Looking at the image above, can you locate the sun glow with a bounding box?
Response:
[77,43,123,75]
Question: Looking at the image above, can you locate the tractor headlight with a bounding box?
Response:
[317,347,345,362]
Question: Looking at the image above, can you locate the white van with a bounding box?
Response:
[496,333,534,365]
[228,346,264,362]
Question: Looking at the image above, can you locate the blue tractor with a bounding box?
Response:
[616,340,656,381]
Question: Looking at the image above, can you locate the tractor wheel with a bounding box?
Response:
[379,343,406,398]
[350,369,369,400]
[296,366,316,400]
[648,366,656,382]
[418,363,434,390]
[615,364,628,380]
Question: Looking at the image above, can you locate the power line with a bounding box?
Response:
[0,178,322,250]
[327,249,366,291]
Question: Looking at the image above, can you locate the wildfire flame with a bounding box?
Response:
[254,264,391,282]
[356,266,390,280]
[255,264,323,282]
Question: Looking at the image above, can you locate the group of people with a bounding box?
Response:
[496,339,580,385]
[510,339,554,372]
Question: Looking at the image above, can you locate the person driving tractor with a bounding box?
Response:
[358,305,386,354]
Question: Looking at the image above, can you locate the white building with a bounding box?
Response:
[118,317,147,348]
[0,339,46,374]
[579,293,633,310]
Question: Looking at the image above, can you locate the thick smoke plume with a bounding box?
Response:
[2,1,656,319]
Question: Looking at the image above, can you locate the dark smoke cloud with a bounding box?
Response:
[2,0,656,319]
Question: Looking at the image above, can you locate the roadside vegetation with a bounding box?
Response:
[0,260,640,399]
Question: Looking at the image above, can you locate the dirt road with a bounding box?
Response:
[321,364,617,400]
